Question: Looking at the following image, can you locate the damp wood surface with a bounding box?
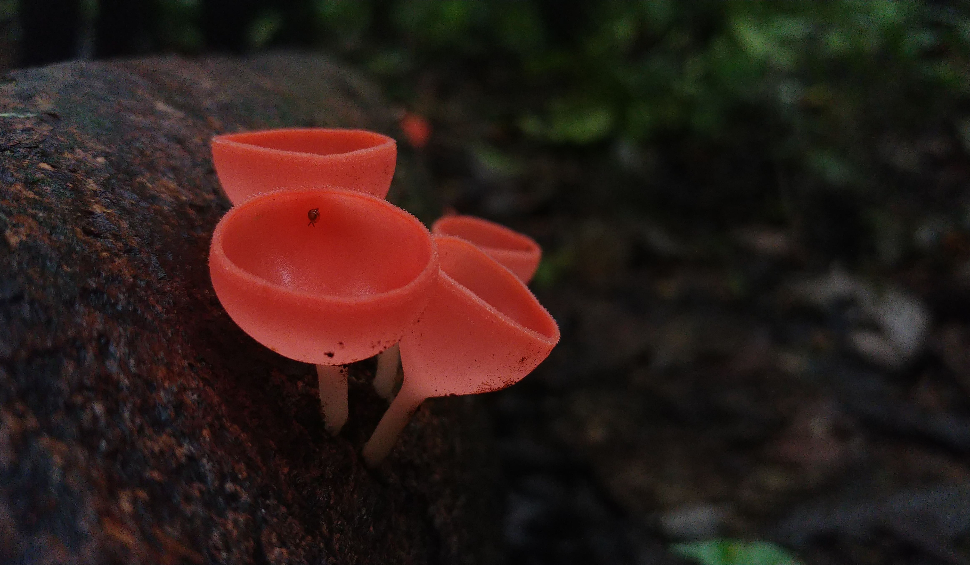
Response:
[0,53,499,565]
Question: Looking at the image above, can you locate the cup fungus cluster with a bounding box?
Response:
[208,127,559,466]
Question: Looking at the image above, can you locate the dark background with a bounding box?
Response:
[3,1,970,564]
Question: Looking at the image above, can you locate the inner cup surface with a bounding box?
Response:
[221,191,432,299]
[436,236,557,340]
[224,129,391,157]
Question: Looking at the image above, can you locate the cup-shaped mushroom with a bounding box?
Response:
[373,215,542,398]
[211,128,397,204]
[209,188,437,433]
[431,215,541,282]
[362,235,559,466]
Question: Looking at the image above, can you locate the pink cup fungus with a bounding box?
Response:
[431,215,542,283]
[211,128,397,204]
[372,214,544,398]
[362,235,559,466]
[400,112,431,148]
[208,188,438,434]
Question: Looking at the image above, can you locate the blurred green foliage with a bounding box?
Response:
[312,1,969,140]
[321,0,969,218]
[672,539,802,565]
[320,0,968,200]
[11,0,967,210]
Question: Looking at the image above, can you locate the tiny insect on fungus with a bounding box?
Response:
[208,189,439,435]
[308,208,319,227]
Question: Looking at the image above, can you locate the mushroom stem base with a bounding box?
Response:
[316,364,348,435]
[373,343,400,399]
[362,384,423,467]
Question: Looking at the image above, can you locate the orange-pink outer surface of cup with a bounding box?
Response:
[208,188,437,366]
[211,128,397,204]
[431,215,541,282]
[399,235,559,399]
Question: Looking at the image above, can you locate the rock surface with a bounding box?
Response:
[0,54,500,564]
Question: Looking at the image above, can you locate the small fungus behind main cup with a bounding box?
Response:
[399,235,559,399]
[209,188,437,365]
[431,215,541,282]
[211,128,397,204]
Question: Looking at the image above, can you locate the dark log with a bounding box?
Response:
[0,53,497,564]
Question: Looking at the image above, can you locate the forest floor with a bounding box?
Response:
[405,90,970,565]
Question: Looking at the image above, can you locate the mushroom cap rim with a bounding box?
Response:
[210,187,438,308]
[433,234,559,346]
[433,215,540,255]
[211,127,397,160]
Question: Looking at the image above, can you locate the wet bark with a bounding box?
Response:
[0,53,496,565]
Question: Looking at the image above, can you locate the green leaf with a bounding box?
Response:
[392,0,477,48]
[730,13,807,70]
[671,540,802,565]
[367,50,413,77]
[248,10,283,49]
[520,103,616,145]
[732,18,771,58]
[807,149,857,187]
[470,144,525,180]
[547,105,615,144]
[532,247,575,290]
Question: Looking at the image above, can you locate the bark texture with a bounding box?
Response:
[0,53,499,565]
